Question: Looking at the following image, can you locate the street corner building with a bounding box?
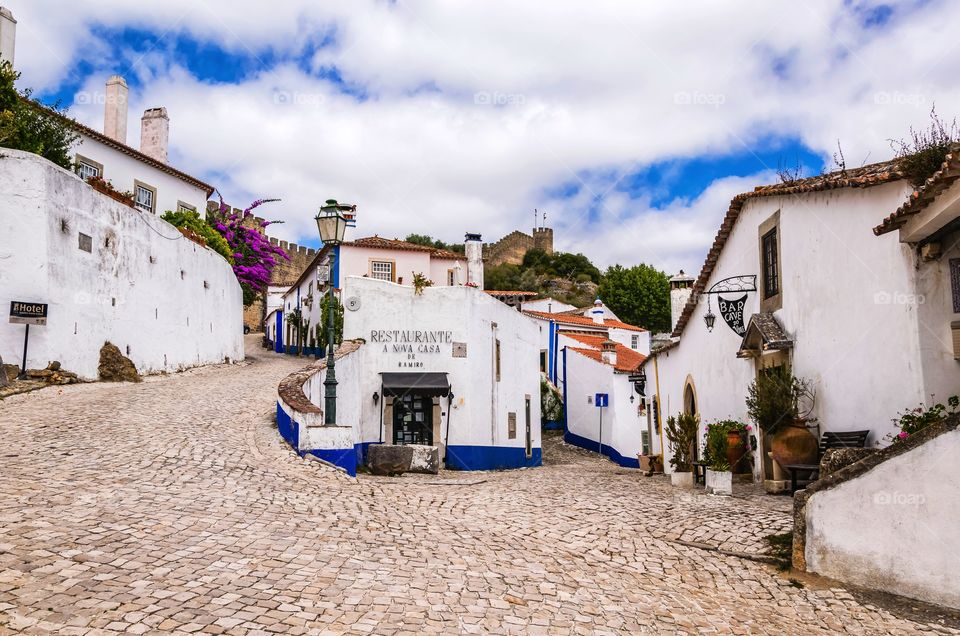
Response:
[275,276,544,476]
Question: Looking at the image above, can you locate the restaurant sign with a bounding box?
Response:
[370,329,454,368]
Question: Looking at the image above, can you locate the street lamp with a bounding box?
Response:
[703,295,716,332]
[315,199,356,426]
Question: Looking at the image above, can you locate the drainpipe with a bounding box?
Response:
[378,383,384,444]
[443,390,453,466]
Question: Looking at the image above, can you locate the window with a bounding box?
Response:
[370,260,394,281]
[134,181,156,214]
[631,334,639,350]
[177,201,197,213]
[78,232,92,253]
[447,269,456,286]
[539,350,547,373]
[495,339,501,382]
[762,228,779,299]
[75,155,102,181]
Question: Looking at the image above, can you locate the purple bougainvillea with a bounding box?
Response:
[208,193,289,306]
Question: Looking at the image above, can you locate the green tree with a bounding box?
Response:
[160,209,234,264]
[0,62,79,170]
[404,233,464,254]
[598,264,671,332]
[317,294,344,350]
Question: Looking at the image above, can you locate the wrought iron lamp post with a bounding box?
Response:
[315,199,355,426]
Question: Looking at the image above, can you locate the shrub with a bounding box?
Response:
[745,367,814,436]
[665,412,698,472]
[892,395,958,442]
[890,106,960,189]
[161,209,233,263]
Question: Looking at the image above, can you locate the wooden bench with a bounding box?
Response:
[784,430,870,493]
[692,461,707,485]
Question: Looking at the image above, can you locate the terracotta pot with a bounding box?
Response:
[770,424,818,469]
[726,430,746,473]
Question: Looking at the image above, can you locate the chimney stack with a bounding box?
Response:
[590,298,605,325]
[140,107,169,163]
[103,75,129,144]
[0,7,16,67]
[464,233,484,288]
[601,340,618,367]
[669,270,695,332]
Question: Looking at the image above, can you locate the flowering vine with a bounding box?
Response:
[208,193,289,306]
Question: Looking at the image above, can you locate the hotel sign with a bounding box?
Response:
[9,301,48,326]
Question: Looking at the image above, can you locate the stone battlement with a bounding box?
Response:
[484,226,554,267]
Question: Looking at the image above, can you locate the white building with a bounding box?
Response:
[0,150,242,379]
[276,276,543,474]
[270,235,470,354]
[520,297,577,314]
[645,159,960,480]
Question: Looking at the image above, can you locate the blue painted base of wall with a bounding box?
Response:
[276,401,357,476]
[564,430,640,468]
[543,420,564,430]
[445,445,542,471]
[306,448,357,477]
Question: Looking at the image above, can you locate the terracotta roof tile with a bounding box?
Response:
[522,310,647,332]
[485,290,539,297]
[568,344,646,373]
[671,159,905,339]
[874,146,960,236]
[346,236,464,260]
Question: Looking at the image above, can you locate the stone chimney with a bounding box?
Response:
[0,7,16,67]
[465,233,484,288]
[590,298,605,325]
[140,107,169,163]
[601,340,618,367]
[103,75,129,144]
[669,270,695,332]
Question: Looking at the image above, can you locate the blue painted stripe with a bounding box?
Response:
[275,312,284,353]
[445,445,542,471]
[276,402,298,449]
[562,347,569,435]
[306,448,357,477]
[543,420,564,430]
[563,429,640,468]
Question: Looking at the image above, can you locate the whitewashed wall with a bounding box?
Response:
[0,150,243,379]
[805,429,960,609]
[522,297,576,313]
[341,276,542,467]
[914,227,960,406]
[656,181,923,474]
[72,134,209,215]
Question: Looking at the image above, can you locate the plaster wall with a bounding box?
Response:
[71,134,209,215]
[805,429,960,609]
[655,181,922,473]
[914,228,960,405]
[0,150,243,379]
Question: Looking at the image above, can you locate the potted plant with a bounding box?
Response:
[703,422,733,495]
[665,412,698,487]
[746,366,817,473]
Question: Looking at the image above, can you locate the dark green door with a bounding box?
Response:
[393,394,433,445]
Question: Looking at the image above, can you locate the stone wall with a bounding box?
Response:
[483,227,554,267]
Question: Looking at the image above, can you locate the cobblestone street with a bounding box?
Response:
[0,340,956,635]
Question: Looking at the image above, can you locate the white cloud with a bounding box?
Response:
[6,0,960,274]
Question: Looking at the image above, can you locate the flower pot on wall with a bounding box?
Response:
[770,424,818,470]
[670,471,694,488]
[705,469,732,495]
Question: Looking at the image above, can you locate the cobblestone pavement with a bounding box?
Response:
[0,338,957,635]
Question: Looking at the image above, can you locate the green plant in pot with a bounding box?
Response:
[665,412,698,486]
[746,366,817,472]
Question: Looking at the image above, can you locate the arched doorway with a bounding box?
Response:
[683,377,699,461]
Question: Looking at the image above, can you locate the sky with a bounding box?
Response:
[6,0,959,275]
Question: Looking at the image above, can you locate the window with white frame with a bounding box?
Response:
[370,261,394,281]
[631,334,639,350]
[177,201,197,213]
[75,158,101,181]
[134,182,156,214]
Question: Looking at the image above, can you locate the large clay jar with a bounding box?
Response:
[770,424,818,469]
[726,430,746,473]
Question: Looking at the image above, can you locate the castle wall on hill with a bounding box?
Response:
[484,227,553,267]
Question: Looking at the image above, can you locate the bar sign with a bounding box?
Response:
[9,301,48,326]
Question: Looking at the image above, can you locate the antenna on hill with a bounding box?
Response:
[534,208,538,230]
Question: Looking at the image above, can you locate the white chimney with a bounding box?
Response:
[140,107,169,163]
[0,7,16,67]
[601,340,618,367]
[465,233,484,288]
[590,298,605,325]
[103,75,129,144]
[669,270,695,332]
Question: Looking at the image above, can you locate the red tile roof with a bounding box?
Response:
[671,159,905,339]
[874,146,960,236]
[522,310,647,332]
[568,344,647,373]
[485,290,539,297]
[346,236,464,260]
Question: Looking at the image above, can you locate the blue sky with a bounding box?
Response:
[8,0,956,273]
